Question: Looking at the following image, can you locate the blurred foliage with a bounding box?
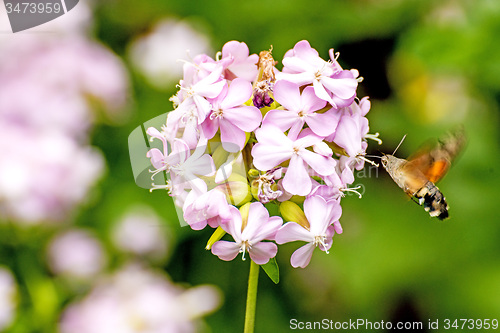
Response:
[3,0,500,332]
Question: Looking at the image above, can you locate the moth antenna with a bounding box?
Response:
[392,134,407,155]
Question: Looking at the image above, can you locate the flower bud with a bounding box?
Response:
[326,140,348,156]
[248,169,260,178]
[250,180,259,201]
[279,200,309,230]
[227,173,248,184]
[215,177,252,206]
[239,202,251,230]
[289,195,305,205]
[211,143,230,169]
[252,85,274,109]
[206,226,226,250]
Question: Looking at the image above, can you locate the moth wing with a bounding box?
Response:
[407,149,450,184]
[438,126,466,163]
[407,128,466,184]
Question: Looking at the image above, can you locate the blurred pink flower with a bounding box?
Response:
[0,37,129,134]
[0,25,130,224]
[0,267,17,331]
[0,129,103,223]
[47,229,106,279]
[59,265,221,333]
[128,19,212,89]
[112,206,169,261]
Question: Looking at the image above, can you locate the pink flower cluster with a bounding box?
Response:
[59,265,221,333]
[147,40,380,268]
[0,35,129,224]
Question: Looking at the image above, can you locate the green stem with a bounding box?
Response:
[244,260,259,333]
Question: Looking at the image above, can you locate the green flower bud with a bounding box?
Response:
[205,226,226,250]
[326,140,347,156]
[215,179,252,207]
[239,202,251,230]
[211,143,230,169]
[248,169,260,178]
[289,195,305,205]
[250,180,259,201]
[279,200,309,230]
[206,138,221,154]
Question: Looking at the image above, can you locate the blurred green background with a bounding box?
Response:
[2,0,500,332]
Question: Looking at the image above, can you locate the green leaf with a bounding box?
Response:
[261,257,279,284]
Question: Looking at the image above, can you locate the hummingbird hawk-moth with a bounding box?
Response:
[381,128,465,220]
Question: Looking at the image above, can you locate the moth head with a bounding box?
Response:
[380,154,403,171]
[381,154,389,168]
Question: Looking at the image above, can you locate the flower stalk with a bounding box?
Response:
[244,260,260,333]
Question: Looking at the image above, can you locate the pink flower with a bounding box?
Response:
[315,155,363,199]
[112,206,168,261]
[47,229,107,279]
[263,80,340,138]
[211,202,282,264]
[0,128,103,223]
[0,267,17,331]
[277,40,358,108]
[182,188,232,230]
[275,196,342,268]
[128,19,213,88]
[221,41,259,81]
[138,39,379,270]
[347,96,371,116]
[202,78,262,152]
[332,113,369,169]
[59,265,221,333]
[251,125,337,196]
[146,134,215,196]
[167,66,225,130]
[0,32,128,224]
